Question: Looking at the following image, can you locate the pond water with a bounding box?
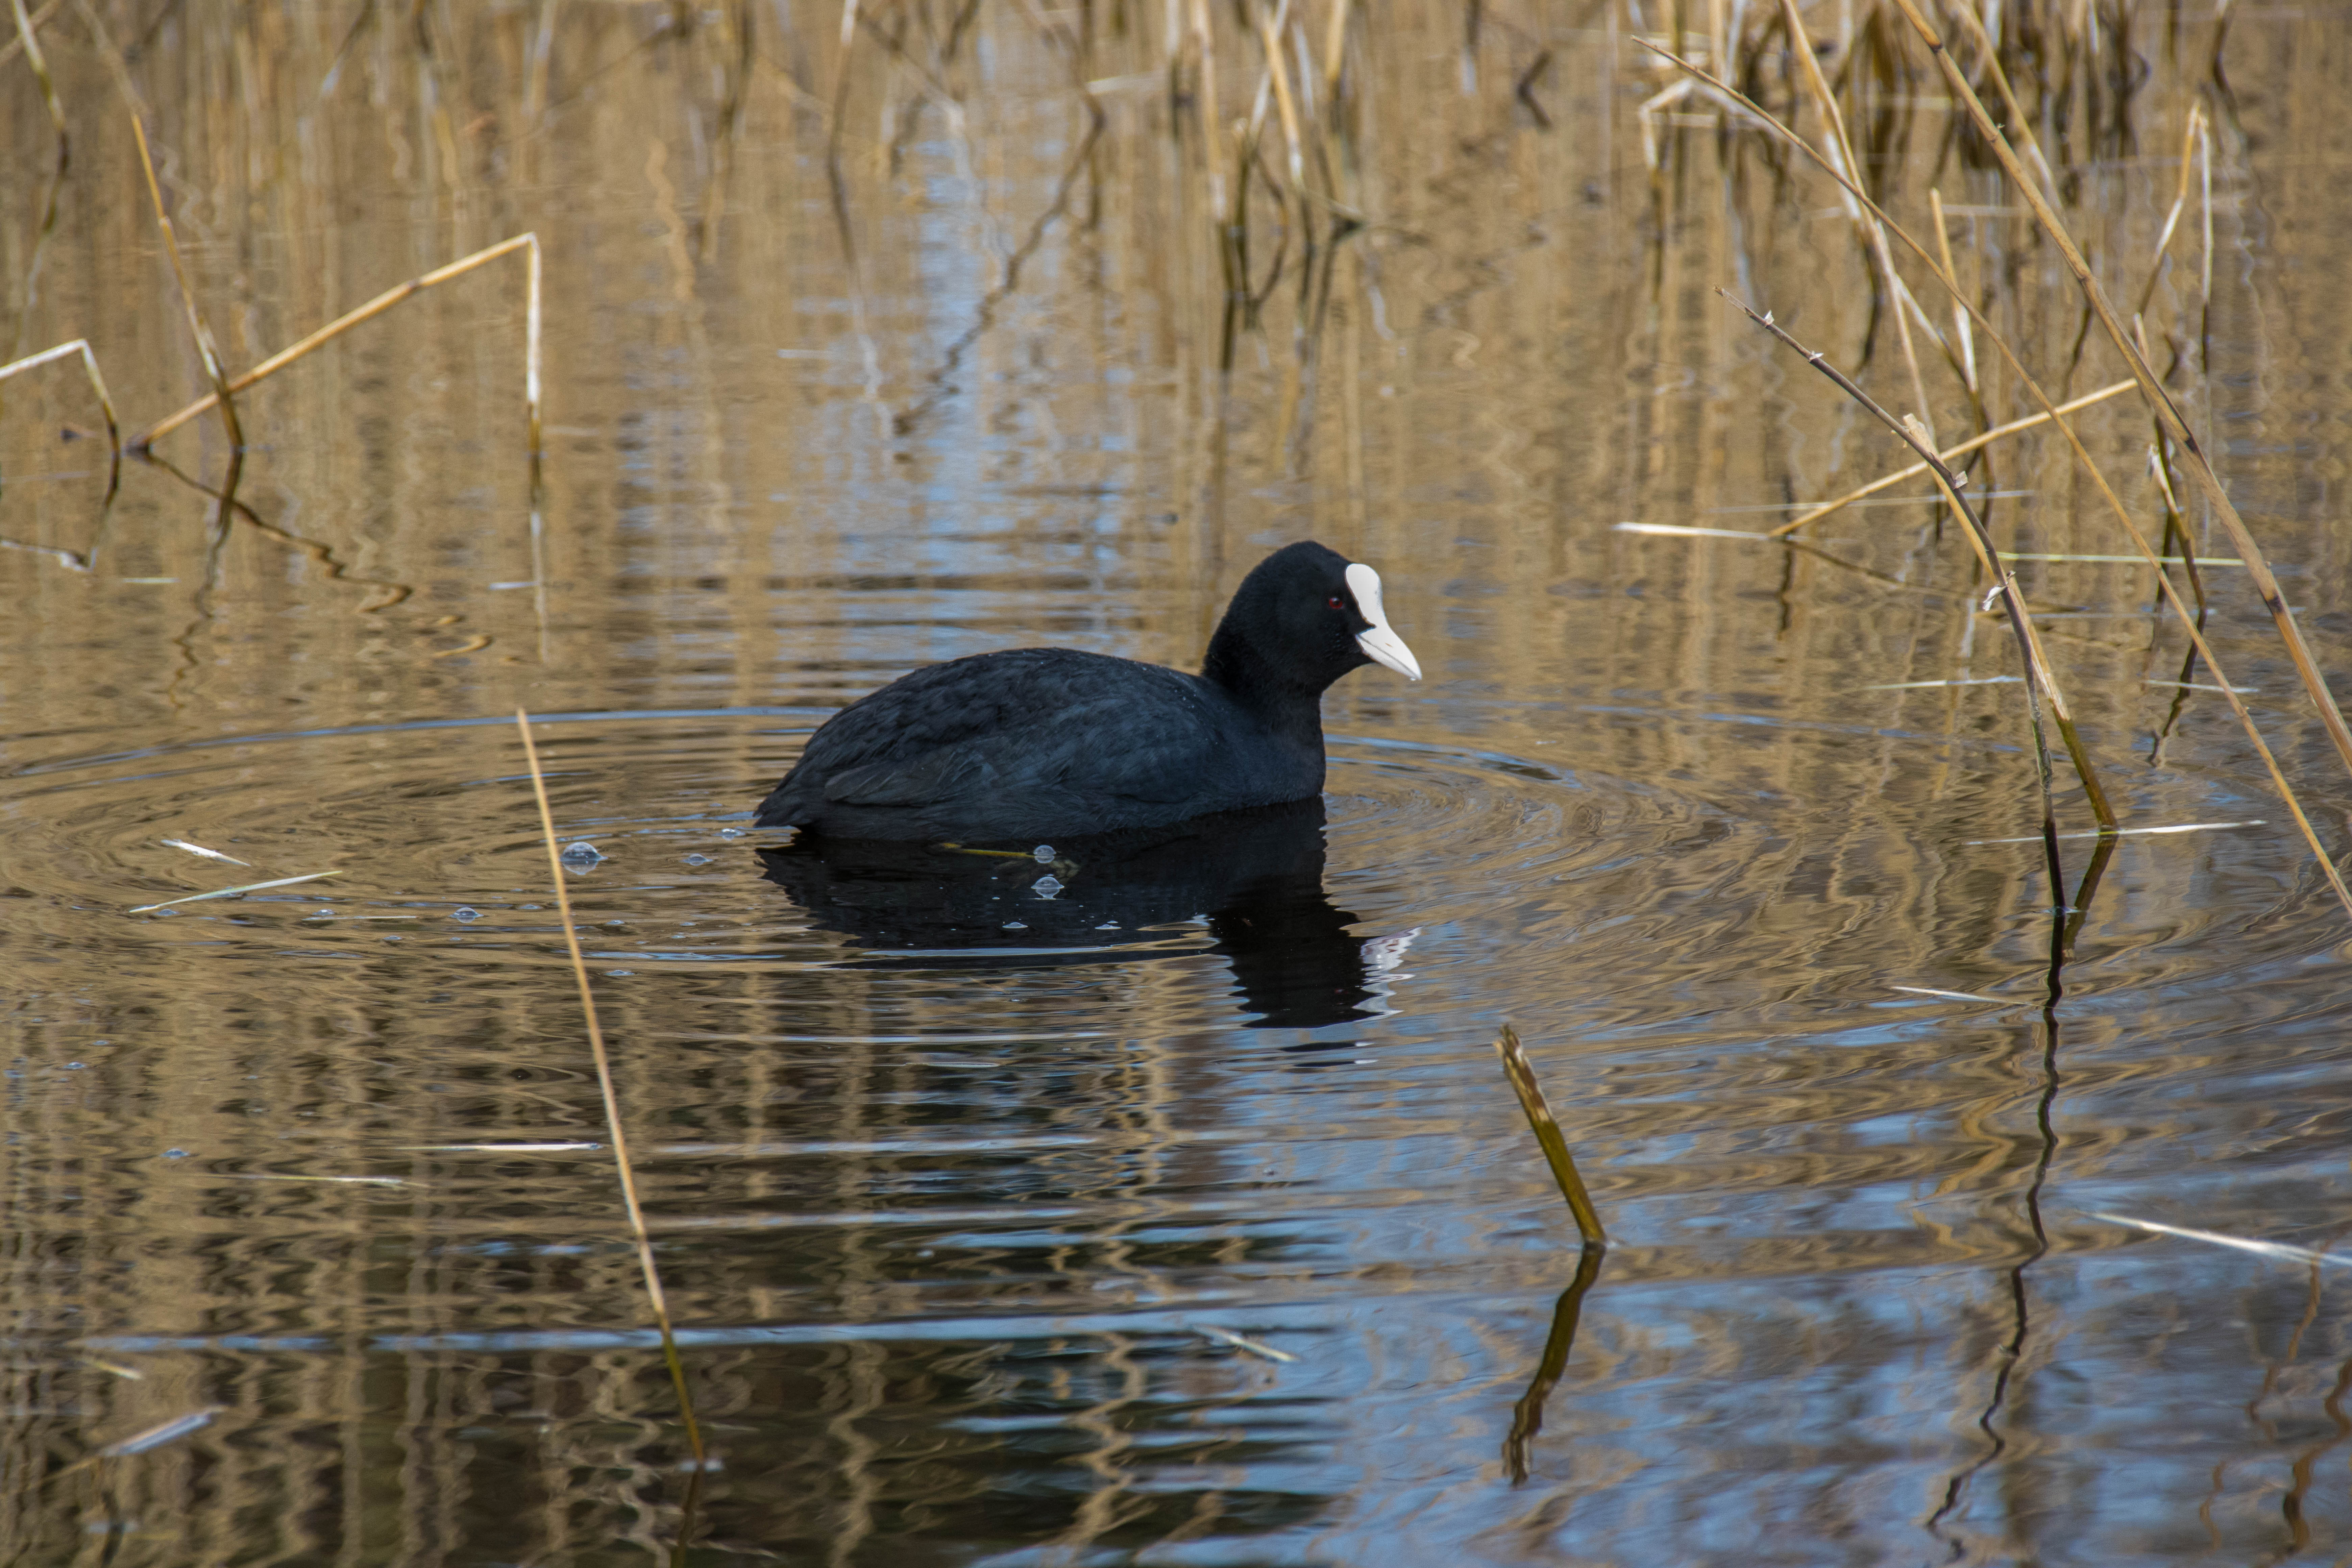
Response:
[5,3,2352,1563]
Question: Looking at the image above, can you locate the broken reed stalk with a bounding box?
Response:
[129,115,243,452]
[0,339,122,477]
[134,234,544,464]
[1636,40,2352,921]
[513,712,709,1505]
[1726,291,2104,850]
[1492,1026,1605,1246]
[1884,0,2352,793]
[1767,380,2133,538]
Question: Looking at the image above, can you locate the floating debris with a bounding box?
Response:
[94,1406,224,1459]
[77,1356,144,1381]
[229,1172,409,1188]
[2087,1212,2352,1270]
[128,869,343,913]
[1889,985,2006,1004]
[1198,1325,1298,1363]
[1999,552,2241,565]
[1968,820,2265,846]
[394,1141,602,1153]
[1612,521,1770,540]
[159,839,251,866]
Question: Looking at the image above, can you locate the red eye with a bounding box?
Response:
[1327,594,1345,610]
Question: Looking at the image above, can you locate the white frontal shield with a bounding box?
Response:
[1345,563,1421,681]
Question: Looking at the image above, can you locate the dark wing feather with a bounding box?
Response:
[764,649,1228,825]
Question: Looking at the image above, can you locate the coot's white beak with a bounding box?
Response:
[1345,562,1421,681]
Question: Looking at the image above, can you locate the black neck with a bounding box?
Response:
[1202,625,1329,749]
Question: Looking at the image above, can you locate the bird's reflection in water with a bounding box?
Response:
[756,799,1406,1029]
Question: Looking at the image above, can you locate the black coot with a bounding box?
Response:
[756,540,1420,841]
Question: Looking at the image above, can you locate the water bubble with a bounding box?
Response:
[1002,921,1028,930]
[559,841,605,870]
[1031,875,1063,899]
[1032,844,1056,863]
[682,853,712,866]
[452,907,482,923]
[64,1062,84,1070]
[718,827,745,840]
[1096,922,1119,930]
[162,1148,191,1159]
[606,969,635,977]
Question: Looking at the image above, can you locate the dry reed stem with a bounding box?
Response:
[1928,189,1977,394]
[1886,0,2352,793]
[1639,39,2352,918]
[1728,291,2109,838]
[2134,102,2209,321]
[1492,1026,1605,1246]
[1252,0,1307,194]
[9,0,65,160]
[134,235,544,460]
[1777,0,1935,445]
[0,338,121,463]
[129,115,243,451]
[514,712,709,1491]
[1767,381,2132,538]
[1935,0,2057,201]
[0,0,59,68]
[1319,0,1349,108]
[1190,0,1228,223]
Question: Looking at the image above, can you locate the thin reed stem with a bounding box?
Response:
[514,711,708,1547]
[1725,291,2102,855]
[9,0,65,166]
[0,339,121,485]
[1636,38,2352,920]
[129,115,243,451]
[1885,0,2352,795]
[1768,381,2132,539]
[134,235,544,463]
[1776,0,1936,446]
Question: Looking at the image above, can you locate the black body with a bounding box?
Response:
[756,541,1404,841]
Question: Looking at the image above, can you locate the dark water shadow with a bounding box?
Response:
[756,799,1391,1029]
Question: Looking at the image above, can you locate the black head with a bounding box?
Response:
[1202,540,1421,702]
